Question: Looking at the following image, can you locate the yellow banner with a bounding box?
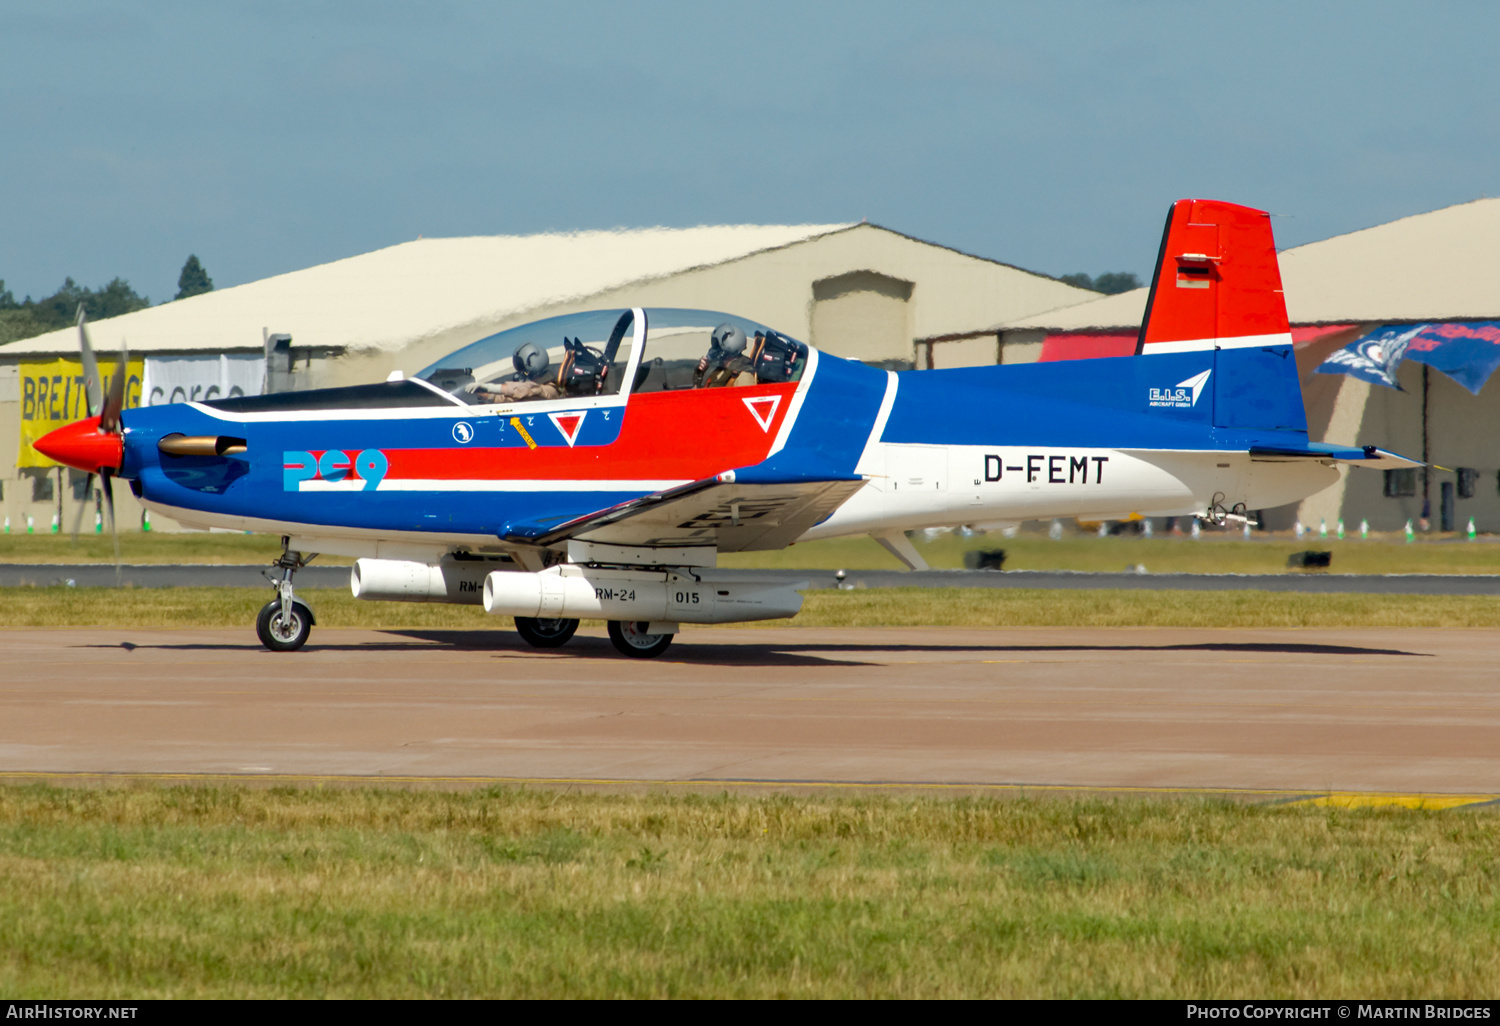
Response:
[17,358,144,469]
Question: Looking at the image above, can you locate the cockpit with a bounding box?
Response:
[418,308,809,406]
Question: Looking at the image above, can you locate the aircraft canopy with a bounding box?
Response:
[418,308,809,402]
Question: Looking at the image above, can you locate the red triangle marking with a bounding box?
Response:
[743,395,781,432]
[548,411,587,447]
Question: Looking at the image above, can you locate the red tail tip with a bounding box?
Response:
[1138,199,1290,353]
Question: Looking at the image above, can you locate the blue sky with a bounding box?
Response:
[3,1,1497,303]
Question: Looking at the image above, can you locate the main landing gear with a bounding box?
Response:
[511,616,673,658]
[606,620,674,659]
[513,616,580,649]
[257,540,317,652]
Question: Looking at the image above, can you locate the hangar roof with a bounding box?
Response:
[0,223,855,358]
[996,197,1500,332]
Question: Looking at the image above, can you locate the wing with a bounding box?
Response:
[501,472,866,552]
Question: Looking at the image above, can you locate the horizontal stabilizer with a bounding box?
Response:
[1249,443,1421,469]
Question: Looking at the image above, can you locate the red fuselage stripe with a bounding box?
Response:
[376,383,797,481]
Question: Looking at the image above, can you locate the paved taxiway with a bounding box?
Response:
[5,563,1500,594]
[2,626,1498,795]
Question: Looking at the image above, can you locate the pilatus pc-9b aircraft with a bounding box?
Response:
[36,199,1413,657]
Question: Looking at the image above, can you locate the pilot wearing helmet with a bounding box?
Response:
[695,322,805,388]
[466,342,561,403]
[694,323,753,388]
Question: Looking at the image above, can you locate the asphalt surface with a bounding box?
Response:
[0,563,353,589]
[3,625,1498,796]
[5,563,1500,594]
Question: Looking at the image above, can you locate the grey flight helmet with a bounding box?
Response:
[711,322,747,357]
[513,342,550,380]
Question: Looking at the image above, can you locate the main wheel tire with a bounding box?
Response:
[256,599,313,652]
[606,619,673,659]
[514,616,580,649]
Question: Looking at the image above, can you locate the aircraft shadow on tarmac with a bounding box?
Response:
[711,641,1430,659]
[378,630,1428,660]
[86,632,873,668]
[86,633,1427,664]
[379,632,1429,662]
[386,631,877,667]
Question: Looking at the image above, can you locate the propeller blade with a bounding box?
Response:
[74,311,122,579]
[101,340,128,434]
[101,469,120,586]
[68,472,94,542]
[75,306,104,419]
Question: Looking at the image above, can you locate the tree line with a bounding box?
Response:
[1058,271,1141,295]
[0,255,214,345]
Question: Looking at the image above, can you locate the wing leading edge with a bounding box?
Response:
[500,471,866,552]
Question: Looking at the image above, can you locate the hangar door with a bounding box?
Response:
[811,270,914,368]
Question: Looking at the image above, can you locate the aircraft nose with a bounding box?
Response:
[32,416,124,474]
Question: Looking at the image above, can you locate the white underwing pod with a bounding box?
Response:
[482,565,804,624]
[351,557,497,604]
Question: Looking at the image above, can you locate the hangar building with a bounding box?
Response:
[0,222,1095,532]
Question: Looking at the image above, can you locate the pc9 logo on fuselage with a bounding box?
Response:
[283,449,388,492]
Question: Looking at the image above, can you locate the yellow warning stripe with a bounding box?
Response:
[509,417,537,450]
[1284,794,1496,810]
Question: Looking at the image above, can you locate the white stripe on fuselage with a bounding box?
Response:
[767,347,819,457]
[185,394,627,424]
[1140,332,1293,354]
[852,371,899,481]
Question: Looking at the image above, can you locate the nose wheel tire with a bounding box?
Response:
[256,599,314,652]
[514,616,580,649]
[607,620,674,659]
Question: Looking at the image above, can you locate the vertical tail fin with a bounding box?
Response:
[1138,199,1305,433]
[1136,199,1291,355]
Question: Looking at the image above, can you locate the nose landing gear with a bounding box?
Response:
[257,539,317,652]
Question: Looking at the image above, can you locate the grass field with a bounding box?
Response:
[0,785,1495,998]
[0,531,310,565]
[4,585,1500,630]
[6,529,1500,575]
[720,531,1500,576]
